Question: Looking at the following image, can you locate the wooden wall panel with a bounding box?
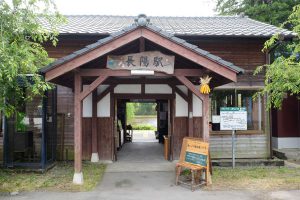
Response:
[97,117,113,160]
[210,134,269,159]
[193,117,202,138]
[82,118,92,160]
[276,96,300,137]
[56,86,74,146]
[187,38,266,71]
[173,117,188,159]
[44,37,102,59]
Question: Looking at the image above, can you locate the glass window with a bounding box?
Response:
[211,89,264,131]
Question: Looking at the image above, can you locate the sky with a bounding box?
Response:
[54,0,217,16]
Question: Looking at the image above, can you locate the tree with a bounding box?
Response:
[126,103,135,123]
[216,0,300,26]
[0,0,64,117]
[255,4,300,109]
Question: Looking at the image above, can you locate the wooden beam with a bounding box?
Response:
[170,84,188,102]
[141,77,145,94]
[141,28,238,82]
[188,90,194,137]
[175,76,204,101]
[102,77,178,85]
[97,84,116,103]
[202,94,210,142]
[78,69,204,77]
[139,37,145,52]
[79,76,107,100]
[114,93,175,100]
[91,90,98,155]
[45,30,142,81]
[74,72,82,174]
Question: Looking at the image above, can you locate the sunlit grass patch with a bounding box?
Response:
[209,167,300,191]
[0,162,106,193]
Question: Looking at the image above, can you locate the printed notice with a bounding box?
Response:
[220,107,247,130]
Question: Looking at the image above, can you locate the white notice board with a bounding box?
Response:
[220,107,247,130]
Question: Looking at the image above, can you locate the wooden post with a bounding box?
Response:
[188,90,193,137]
[91,90,99,162]
[202,94,212,184]
[73,72,83,185]
[202,94,209,142]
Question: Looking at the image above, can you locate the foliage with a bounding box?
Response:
[0,162,106,192]
[133,102,157,115]
[132,124,156,131]
[0,0,65,117]
[126,102,157,122]
[126,103,135,122]
[255,5,300,109]
[215,0,300,26]
[16,112,26,132]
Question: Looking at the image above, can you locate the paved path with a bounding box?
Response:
[1,142,299,199]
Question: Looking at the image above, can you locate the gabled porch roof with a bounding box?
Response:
[41,16,243,85]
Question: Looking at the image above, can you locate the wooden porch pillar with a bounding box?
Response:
[202,94,210,142]
[91,90,99,162]
[188,90,193,137]
[73,72,83,184]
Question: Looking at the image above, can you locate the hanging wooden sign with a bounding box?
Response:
[106,51,175,74]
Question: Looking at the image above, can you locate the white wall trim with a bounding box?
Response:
[176,85,188,95]
[114,84,141,93]
[82,85,92,117]
[175,93,188,117]
[145,84,172,94]
[97,93,110,117]
[272,137,300,149]
[193,94,202,117]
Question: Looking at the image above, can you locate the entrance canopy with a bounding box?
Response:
[40,14,243,185]
[41,15,243,89]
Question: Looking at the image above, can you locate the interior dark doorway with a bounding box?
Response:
[114,99,170,162]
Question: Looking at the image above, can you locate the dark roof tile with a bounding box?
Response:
[39,15,297,38]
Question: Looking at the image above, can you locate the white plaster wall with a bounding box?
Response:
[114,84,141,93]
[97,85,109,94]
[176,85,188,95]
[175,93,188,117]
[145,84,172,94]
[97,93,110,117]
[272,137,300,149]
[82,85,111,117]
[82,85,92,117]
[193,94,202,117]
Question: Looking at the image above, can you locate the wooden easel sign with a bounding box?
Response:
[179,137,209,167]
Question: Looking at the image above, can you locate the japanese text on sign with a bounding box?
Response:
[106,51,175,74]
[220,107,247,130]
[183,139,209,167]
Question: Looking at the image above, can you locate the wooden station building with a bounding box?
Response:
[0,14,296,183]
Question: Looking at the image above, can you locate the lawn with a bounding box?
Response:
[209,167,300,191]
[0,162,106,193]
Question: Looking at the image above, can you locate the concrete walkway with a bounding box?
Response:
[108,140,175,172]
[2,142,299,199]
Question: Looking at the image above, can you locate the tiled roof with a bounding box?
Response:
[41,18,244,74]
[41,15,296,38]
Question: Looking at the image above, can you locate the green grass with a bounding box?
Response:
[0,162,106,193]
[209,167,300,191]
[132,124,157,130]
